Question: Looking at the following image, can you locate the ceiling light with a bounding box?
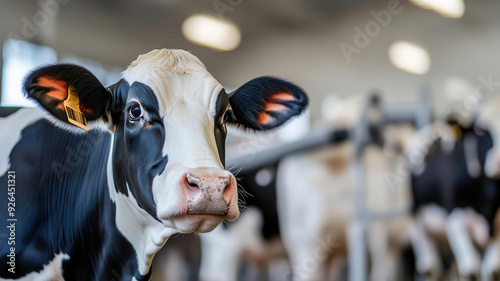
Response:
[182,14,241,52]
[388,41,430,75]
[410,0,465,18]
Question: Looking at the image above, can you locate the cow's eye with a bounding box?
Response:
[129,104,143,121]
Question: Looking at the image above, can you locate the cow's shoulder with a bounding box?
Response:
[0,111,121,280]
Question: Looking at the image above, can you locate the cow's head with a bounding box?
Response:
[23,49,308,234]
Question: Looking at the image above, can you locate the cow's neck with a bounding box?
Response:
[106,134,176,277]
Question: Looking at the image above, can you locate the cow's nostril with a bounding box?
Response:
[186,173,201,189]
[221,177,233,197]
[187,179,198,188]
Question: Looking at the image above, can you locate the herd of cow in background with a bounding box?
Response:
[152,93,500,281]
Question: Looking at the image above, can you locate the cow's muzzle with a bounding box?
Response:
[183,168,236,217]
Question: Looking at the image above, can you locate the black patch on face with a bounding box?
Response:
[214,89,232,167]
[111,82,168,220]
[107,79,131,124]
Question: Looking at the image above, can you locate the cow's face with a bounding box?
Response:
[23,49,308,233]
[111,50,238,233]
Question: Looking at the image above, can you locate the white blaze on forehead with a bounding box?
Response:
[122,49,223,116]
[151,100,225,221]
[162,103,222,169]
[122,49,225,169]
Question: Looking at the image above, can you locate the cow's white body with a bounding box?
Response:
[277,139,413,281]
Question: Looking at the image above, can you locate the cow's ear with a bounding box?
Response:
[23,64,112,132]
[227,76,308,131]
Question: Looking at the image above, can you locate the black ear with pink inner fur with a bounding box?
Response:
[227,76,308,131]
[23,64,112,124]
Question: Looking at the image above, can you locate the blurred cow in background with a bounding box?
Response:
[277,126,414,281]
[198,151,291,280]
[151,234,201,281]
[197,93,500,281]
[275,95,415,281]
[158,92,418,281]
[198,113,312,281]
[407,96,500,281]
[199,207,287,281]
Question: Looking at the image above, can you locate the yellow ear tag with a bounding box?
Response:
[450,123,462,141]
[63,86,89,131]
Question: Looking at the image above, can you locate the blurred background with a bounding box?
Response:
[2,0,500,280]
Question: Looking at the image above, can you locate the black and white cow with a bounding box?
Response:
[0,49,308,281]
[408,116,500,280]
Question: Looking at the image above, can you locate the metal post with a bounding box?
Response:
[347,91,431,281]
[416,86,431,129]
[348,104,369,281]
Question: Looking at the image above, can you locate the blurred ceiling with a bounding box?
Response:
[0,0,375,66]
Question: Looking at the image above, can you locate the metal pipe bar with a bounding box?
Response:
[225,129,349,173]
